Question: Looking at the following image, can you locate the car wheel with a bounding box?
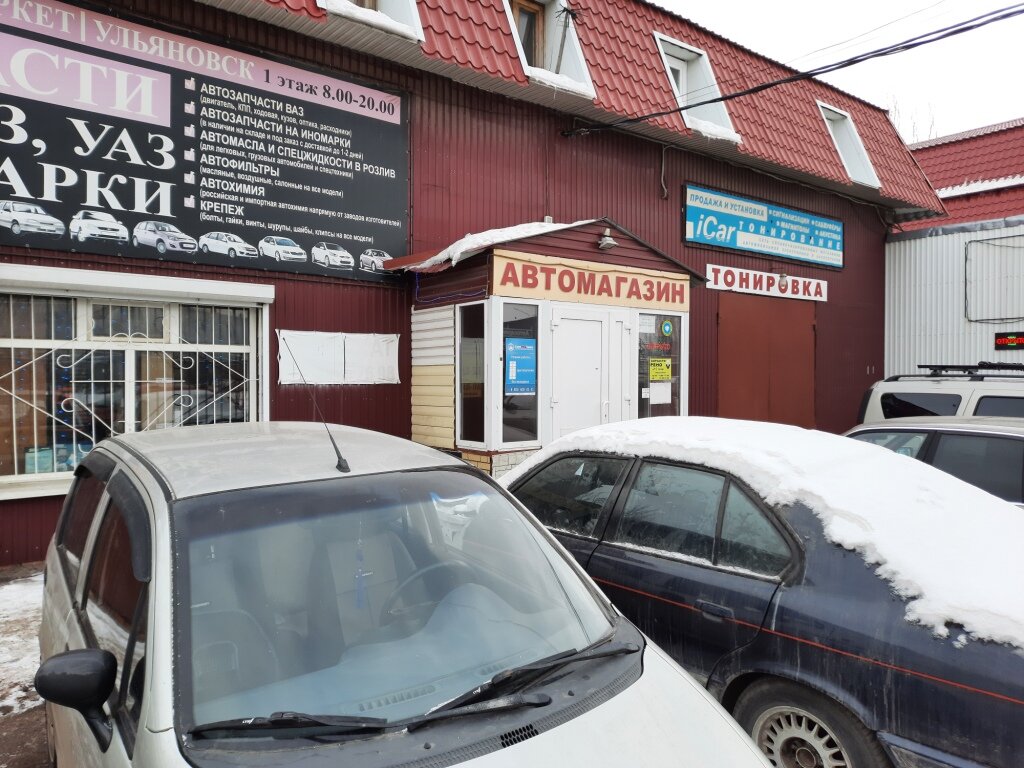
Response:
[228,248,236,258]
[156,239,166,254]
[77,231,87,243]
[11,220,21,235]
[132,235,140,247]
[201,244,209,253]
[734,679,890,768]
[368,261,377,272]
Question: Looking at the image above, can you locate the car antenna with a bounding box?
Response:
[280,335,350,473]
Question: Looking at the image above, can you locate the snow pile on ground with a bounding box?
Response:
[413,220,595,271]
[500,417,1024,650]
[0,572,43,715]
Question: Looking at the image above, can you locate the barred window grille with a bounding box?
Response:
[0,293,259,478]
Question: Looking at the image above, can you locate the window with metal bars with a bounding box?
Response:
[0,293,259,479]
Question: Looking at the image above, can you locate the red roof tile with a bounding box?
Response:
[898,187,1024,232]
[419,0,527,83]
[258,0,326,23]
[575,0,938,211]
[912,120,1024,189]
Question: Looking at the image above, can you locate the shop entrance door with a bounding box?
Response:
[550,306,628,438]
[717,292,815,428]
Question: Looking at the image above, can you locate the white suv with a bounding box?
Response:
[858,362,1024,422]
[35,422,768,768]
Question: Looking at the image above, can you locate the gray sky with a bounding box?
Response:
[650,0,1024,143]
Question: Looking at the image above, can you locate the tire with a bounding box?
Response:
[156,239,166,254]
[733,679,890,768]
[132,235,140,247]
[228,248,236,258]
[201,244,209,253]
[77,231,87,243]
[11,220,21,235]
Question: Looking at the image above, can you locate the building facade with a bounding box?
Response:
[0,0,940,563]
[886,118,1024,374]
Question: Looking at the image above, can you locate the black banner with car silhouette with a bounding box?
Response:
[0,0,408,280]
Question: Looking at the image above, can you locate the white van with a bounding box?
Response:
[35,422,768,768]
[858,362,1024,422]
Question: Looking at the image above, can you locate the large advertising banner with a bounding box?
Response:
[684,185,843,268]
[0,1,408,280]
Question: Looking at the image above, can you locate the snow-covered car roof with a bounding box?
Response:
[499,416,1024,651]
[104,421,463,501]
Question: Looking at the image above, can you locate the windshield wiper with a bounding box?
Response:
[189,711,388,738]
[434,640,641,715]
[404,692,551,732]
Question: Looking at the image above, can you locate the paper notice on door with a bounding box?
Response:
[641,387,651,399]
[650,381,671,405]
[639,315,656,334]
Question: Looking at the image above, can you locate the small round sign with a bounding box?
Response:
[661,320,673,337]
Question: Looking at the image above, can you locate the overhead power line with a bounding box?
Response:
[564,2,1024,137]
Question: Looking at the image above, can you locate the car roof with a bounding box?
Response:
[105,421,465,500]
[848,415,1024,436]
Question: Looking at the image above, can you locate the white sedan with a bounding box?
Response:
[69,211,129,243]
[311,242,354,269]
[359,248,392,272]
[198,231,257,258]
[0,200,65,238]
[258,236,307,261]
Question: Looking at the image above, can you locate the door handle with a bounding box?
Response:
[695,600,734,622]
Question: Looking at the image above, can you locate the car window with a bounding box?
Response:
[58,470,108,589]
[84,500,146,709]
[880,392,962,418]
[718,484,790,576]
[613,463,724,562]
[973,396,1024,417]
[514,456,630,536]
[931,434,1024,503]
[849,430,929,458]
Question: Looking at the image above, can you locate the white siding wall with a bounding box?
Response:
[410,306,456,449]
[886,224,1024,375]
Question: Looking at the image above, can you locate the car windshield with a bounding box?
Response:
[276,238,297,246]
[173,469,611,729]
[154,223,182,233]
[13,203,45,214]
[225,234,242,242]
[84,211,115,221]
[326,243,343,251]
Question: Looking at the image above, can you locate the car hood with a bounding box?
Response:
[22,212,60,223]
[471,642,768,767]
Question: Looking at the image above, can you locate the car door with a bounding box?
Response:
[509,454,633,567]
[60,467,152,768]
[585,460,795,684]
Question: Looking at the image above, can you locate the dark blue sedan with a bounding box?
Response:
[501,417,1024,768]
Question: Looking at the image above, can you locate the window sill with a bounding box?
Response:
[317,0,423,41]
[0,475,73,502]
[524,66,596,99]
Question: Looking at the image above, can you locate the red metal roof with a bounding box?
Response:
[258,0,326,22]
[911,119,1024,190]
[253,0,939,212]
[897,188,1024,232]
[419,0,527,83]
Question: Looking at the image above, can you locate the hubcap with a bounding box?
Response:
[752,706,849,768]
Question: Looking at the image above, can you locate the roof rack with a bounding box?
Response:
[884,361,1024,381]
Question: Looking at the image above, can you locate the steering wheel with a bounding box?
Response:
[379,561,475,625]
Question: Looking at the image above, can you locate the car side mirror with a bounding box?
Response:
[34,649,116,751]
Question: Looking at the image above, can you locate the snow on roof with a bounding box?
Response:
[499,417,1024,651]
[412,219,596,271]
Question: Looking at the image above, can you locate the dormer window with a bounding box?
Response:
[502,0,595,98]
[316,0,423,41]
[818,102,880,187]
[512,0,544,67]
[654,33,739,143]
[351,0,377,8]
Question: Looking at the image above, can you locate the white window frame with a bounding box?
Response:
[654,32,740,143]
[0,265,273,500]
[502,0,596,98]
[493,297,545,451]
[817,101,881,188]
[455,300,490,451]
[316,0,425,42]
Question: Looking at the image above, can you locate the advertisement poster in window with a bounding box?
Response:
[505,338,537,396]
[638,314,680,417]
[0,1,408,281]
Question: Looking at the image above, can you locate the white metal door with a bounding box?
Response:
[549,306,634,439]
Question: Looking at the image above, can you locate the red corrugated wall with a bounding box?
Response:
[0,0,886,563]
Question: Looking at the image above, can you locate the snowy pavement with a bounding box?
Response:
[0,568,43,716]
